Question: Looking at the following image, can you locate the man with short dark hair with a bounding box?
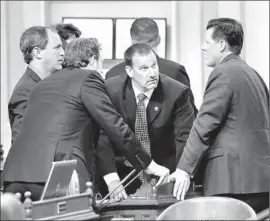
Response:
[54,23,81,50]
[96,43,194,201]
[106,17,197,115]
[170,18,269,213]
[8,26,64,144]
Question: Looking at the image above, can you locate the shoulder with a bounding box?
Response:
[105,74,127,93]
[160,73,189,94]
[106,74,126,85]
[159,57,182,68]
[9,73,39,103]
[210,59,243,83]
[158,57,190,86]
[206,62,241,90]
[52,68,96,82]
[158,58,186,73]
[80,69,107,91]
[15,72,38,88]
[106,62,126,79]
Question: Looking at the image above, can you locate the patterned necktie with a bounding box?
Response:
[135,93,151,183]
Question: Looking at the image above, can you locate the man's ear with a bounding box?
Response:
[125,66,133,78]
[32,47,42,60]
[219,39,227,52]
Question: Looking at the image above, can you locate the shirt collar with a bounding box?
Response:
[28,65,48,80]
[131,80,154,101]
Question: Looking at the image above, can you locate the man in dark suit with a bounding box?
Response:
[2,38,170,201]
[170,18,269,212]
[96,43,194,200]
[106,17,198,115]
[8,26,64,144]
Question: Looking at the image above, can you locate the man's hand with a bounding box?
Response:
[124,160,133,167]
[169,168,190,201]
[108,180,128,201]
[144,160,170,187]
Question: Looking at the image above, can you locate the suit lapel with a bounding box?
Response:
[122,78,137,129]
[25,66,41,83]
[147,79,163,127]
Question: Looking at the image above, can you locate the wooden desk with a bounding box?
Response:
[23,182,100,220]
[96,180,202,220]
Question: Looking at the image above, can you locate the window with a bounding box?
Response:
[62,17,167,60]
[62,18,114,59]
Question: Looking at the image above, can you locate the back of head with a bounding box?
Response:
[1,193,26,220]
[130,17,160,48]
[64,38,101,68]
[124,43,154,67]
[54,23,81,40]
[206,18,244,55]
[20,26,57,64]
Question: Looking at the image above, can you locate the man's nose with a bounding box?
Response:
[201,43,206,51]
[149,68,156,77]
[60,47,64,56]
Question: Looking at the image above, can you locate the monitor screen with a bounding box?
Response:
[40,160,77,200]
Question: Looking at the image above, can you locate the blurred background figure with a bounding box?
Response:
[54,23,82,50]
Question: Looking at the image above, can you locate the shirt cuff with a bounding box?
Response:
[176,168,190,177]
[103,172,120,185]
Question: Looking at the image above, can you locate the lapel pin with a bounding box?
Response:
[154,106,159,111]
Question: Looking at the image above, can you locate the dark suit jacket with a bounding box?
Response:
[96,74,194,194]
[106,56,198,116]
[2,67,152,193]
[8,67,41,143]
[178,54,270,196]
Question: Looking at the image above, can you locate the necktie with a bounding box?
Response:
[135,93,151,183]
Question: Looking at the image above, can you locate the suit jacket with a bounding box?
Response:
[178,54,270,196]
[96,74,195,194]
[8,67,41,143]
[2,67,152,193]
[106,56,198,116]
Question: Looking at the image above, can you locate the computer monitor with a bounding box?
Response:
[40,160,77,200]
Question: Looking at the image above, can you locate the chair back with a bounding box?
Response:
[156,196,257,220]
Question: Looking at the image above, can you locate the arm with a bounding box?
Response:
[81,71,152,172]
[170,70,233,200]
[177,66,198,117]
[177,70,233,177]
[96,129,129,200]
[8,86,32,143]
[173,88,195,164]
[96,129,118,178]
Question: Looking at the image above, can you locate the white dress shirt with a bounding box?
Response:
[103,81,154,185]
